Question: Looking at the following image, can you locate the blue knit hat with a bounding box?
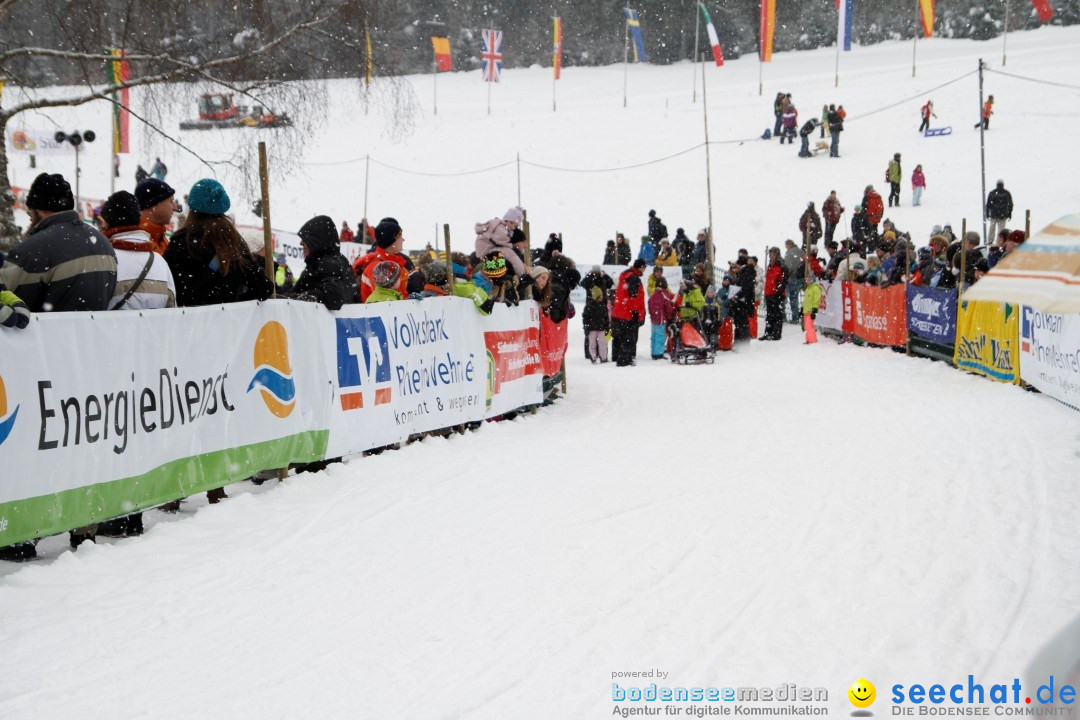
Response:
[188,178,231,215]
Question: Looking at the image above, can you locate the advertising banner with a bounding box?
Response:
[816,280,847,333]
[906,285,958,346]
[1019,307,1080,410]
[236,226,365,280]
[849,283,907,347]
[954,300,1021,384]
[0,301,330,547]
[482,303,544,418]
[6,127,75,155]
[323,297,490,457]
[539,315,569,377]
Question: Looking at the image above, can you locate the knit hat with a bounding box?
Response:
[422,260,448,286]
[854,205,862,212]
[1007,230,1027,245]
[632,259,647,270]
[931,224,944,236]
[26,173,74,212]
[187,178,230,215]
[101,191,141,228]
[134,177,175,210]
[374,218,402,249]
[883,230,897,242]
[529,265,550,281]
[372,260,401,288]
[503,206,525,225]
[482,253,508,279]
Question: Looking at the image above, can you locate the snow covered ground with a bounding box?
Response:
[3,26,1080,720]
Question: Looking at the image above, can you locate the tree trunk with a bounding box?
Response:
[0,114,21,253]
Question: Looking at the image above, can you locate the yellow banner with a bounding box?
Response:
[954,300,1020,384]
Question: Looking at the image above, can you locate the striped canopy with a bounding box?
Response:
[964,214,1080,312]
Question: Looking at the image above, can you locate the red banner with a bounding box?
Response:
[484,328,541,395]
[847,283,908,346]
[539,314,568,376]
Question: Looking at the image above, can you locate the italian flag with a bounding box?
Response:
[699,3,724,67]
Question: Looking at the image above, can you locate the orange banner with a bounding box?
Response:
[759,0,776,62]
[918,0,935,37]
[847,283,908,347]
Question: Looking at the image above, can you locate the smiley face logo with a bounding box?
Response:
[848,679,876,709]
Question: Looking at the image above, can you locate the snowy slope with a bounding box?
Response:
[3,27,1080,720]
[5,27,1080,263]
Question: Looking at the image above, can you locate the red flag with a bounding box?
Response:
[553,17,563,80]
[1031,0,1054,22]
[431,37,452,72]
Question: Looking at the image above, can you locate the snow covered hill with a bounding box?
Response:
[3,26,1080,720]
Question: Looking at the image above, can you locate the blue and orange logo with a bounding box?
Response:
[247,321,296,418]
[0,373,17,447]
[335,317,391,411]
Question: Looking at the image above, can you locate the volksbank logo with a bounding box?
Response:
[247,321,296,418]
[0,373,18,448]
[336,317,392,411]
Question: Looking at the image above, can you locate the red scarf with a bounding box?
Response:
[104,226,157,253]
[139,218,170,255]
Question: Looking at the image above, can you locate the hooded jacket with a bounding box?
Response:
[581,270,613,332]
[475,218,526,276]
[0,210,117,313]
[290,215,357,310]
[612,267,645,323]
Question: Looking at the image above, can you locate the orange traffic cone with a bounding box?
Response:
[803,313,818,344]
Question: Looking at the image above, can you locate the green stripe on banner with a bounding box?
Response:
[0,431,328,547]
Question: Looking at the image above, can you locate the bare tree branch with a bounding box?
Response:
[0,10,334,121]
[0,47,168,65]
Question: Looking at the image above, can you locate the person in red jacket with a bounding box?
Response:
[762,247,787,341]
[353,217,411,301]
[340,221,355,243]
[862,184,884,234]
[611,259,647,366]
[822,190,844,244]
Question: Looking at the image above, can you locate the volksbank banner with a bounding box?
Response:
[0,298,544,547]
[1019,307,1080,411]
[906,285,958,347]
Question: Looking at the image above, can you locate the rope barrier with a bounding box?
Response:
[520,143,706,173]
[844,70,978,122]
[985,68,1080,92]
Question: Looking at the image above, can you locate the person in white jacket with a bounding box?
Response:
[100,191,177,310]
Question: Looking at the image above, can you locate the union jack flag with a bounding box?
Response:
[482,28,503,83]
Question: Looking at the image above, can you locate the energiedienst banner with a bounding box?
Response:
[1019,307,1080,410]
[954,300,1021,384]
[0,302,330,547]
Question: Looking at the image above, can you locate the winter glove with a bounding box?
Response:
[0,290,31,330]
[517,272,535,289]
[478,298,495,315]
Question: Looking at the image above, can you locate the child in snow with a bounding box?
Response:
[366,261,404,303]
[802,273,823,344]
[912,165,926,206]
[647,277,675,360]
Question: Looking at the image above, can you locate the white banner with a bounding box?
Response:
[816,280,845,332]
[323,297,489,457]
[237,226,365,280]
[0,297,545,547]
[1019,307,1080,411]
[481,303,544,418]
[5,128,75,155]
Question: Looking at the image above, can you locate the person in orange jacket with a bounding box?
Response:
[974,95,994,130]
[353,218,411,301]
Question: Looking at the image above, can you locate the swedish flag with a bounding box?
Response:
[624,8,649,63]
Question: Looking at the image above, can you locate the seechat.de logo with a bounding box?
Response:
[246,321,296,418]
[0,373,18,447]
[335,317,392,411]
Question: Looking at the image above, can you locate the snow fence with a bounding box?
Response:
[0,298,553,548]
[816,280,1080,406]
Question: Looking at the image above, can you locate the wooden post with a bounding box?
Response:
[904,237,912,356]
[258,141,275,298]
[443,224,455,295]
[523,215,533,301]
[701,52,715,286]
[959,218,967,300]
[1025,209,1031,239]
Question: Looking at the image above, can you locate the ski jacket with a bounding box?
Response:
[799,210,823,243]
[655,246,679,267]
[612,267,645,323]
[823,196,844,224]
[887,160,902,184]
[637,241,656,265]
[648,289,675,325]
[581,271,613,331]
[764,263,786,297]
[163,227,274,307]
[678,286,705,321]
[986,188,1013,220]
[353,246,410,302]
[782,108,798,128]
[104,227,177,310]
[912,169,926,188]
[0,210,117,313]
[291,215,357,310]
[863,191,885,225]
[475,218,527,277]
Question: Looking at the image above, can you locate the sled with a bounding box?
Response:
[923,127,952,138]
[671,320,716,365]
[717,317,734,351]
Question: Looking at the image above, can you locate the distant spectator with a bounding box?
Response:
[340,221,355,243]
[648,276,675,360]
[135,177,176,255]
[986,180,1013,244]
[912,165,926,207]
[647,210,667,250]
[655,239,678,267]
[611,260,647,366]
[637,235,656,265]
[603,240,617,265]
[288,215,357,310]
[100,190,177,311]
[615,233,632,265]
[581,266,613,363]
[822,191,844,244]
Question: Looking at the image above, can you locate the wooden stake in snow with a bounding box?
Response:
[258,141,275,298]
[444,224,455,295]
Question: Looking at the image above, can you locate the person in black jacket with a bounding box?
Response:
[986,180,1013,244]
[0,173,117,314]
[287,215,357,310]
[671,228,694,267]
[615,233,632,265]
[647,210,666,251]
[580,266,613,362]
[732,261,757,341]
[603,240,617,265]
[798,118,819,157]
[164,179,274,308]
[827,104,843,157]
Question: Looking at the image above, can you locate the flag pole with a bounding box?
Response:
[517,152,522,207]
[433,56,438,116]
[701,52,715,284]
[553,15,558,113]
[363,154,370,231]
[623,11,630,108]
[978,58,988,244]
[912,0,919,78]
[1002,0,1010,66]
[834,33,841,88]
[692,0,700,103]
